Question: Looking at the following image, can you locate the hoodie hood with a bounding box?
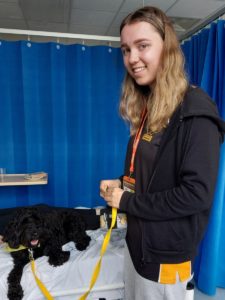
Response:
[181,86,225,141]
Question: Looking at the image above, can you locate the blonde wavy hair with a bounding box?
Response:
[119,6,188,135]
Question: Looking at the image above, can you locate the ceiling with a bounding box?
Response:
[0,0,225,46]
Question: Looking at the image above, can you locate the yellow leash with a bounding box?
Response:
[3,244,52,299]
[3,244,53,299]
[78,207,117,300]
[27,207,117,300]
[29,249,55,300]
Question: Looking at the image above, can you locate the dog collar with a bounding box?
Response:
[4,243,41,253]
[4,244,27,253]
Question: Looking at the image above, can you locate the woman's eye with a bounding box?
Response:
[121,48,130,56]
[138,44,149,50]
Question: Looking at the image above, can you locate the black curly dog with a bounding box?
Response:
[3,206,91,300]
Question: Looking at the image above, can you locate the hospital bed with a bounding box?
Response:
[0,228,125,300]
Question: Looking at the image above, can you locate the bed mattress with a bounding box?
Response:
[0,229,125,300]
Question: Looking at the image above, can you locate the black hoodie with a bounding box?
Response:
[120,86,225,264]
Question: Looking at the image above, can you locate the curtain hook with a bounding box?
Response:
[27,35,32,47]
[82,40,86,51]
[108,41,112,53]
[56,37,61,49]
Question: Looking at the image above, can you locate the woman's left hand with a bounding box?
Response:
[102,187,124,209]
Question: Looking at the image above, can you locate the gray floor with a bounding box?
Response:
[195,287,225,300]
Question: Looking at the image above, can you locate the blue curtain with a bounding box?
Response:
[0,41,128,209]
[182,20,225,295]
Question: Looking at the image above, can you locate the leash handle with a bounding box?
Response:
[78,207,117,300]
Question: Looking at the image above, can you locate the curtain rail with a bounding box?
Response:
[180,5,225,41]
[0,28,120,42]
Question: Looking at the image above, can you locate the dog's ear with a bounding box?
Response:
[2,207,30,248]
[3,218,21,248]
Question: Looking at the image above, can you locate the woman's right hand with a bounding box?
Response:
[100,179,121,198]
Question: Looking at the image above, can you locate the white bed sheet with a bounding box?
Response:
[0,229,125,300]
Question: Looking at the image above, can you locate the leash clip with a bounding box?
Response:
[28,248,34,261]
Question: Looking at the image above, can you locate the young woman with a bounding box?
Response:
[100,6,225,300]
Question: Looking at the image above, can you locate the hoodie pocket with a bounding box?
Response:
[143,216,197,255]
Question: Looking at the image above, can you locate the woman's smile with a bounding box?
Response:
[132,66,147,74]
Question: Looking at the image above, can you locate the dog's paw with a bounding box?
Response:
[8,285,23,300]
[48,250,70,266]
[76,235,91,251]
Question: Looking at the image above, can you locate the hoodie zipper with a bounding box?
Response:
[140,113,184,264]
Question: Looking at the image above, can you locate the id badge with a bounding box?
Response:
[123,176,135,193]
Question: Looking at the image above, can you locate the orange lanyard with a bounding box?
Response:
[129,108,147,176]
